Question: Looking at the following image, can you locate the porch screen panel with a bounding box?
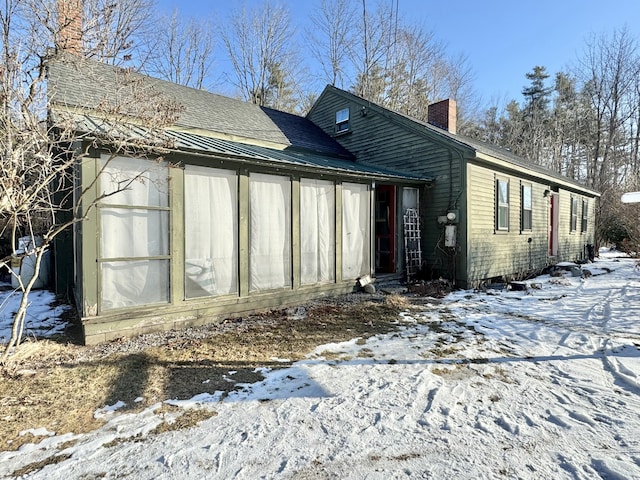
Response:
[100,156,168,207]
[100,209,169,258]
[102,260,170,309]
[300,179,335,285]
[184,166,238,298]
[342,182,371,279]
[99,156,170,310]
[249,173,291,291]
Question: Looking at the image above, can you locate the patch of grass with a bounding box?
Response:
[384,293,411,309]
[150,406,218,434]
[430,364,474,379]
[481,366,514,384]
[431,366,454,376]
[429,346,459,358]
[369,452,421,462]
[10,453,72,477]
[357,348,375,358]
[0,296,405,452]
[102,406,218,449]
[317,351,348,360]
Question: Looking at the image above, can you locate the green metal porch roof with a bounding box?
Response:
[164,129,430,182]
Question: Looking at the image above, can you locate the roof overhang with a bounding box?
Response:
[165,129,429,184]
[473,152,601,197]
[53,110,430,185]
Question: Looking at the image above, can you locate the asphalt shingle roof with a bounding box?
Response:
[47,57,427,183]
[47,56,351,158]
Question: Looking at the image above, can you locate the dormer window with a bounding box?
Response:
[336,108,350,133]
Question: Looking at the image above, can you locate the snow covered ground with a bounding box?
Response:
[2,251,640,479]
[0,288,69,343]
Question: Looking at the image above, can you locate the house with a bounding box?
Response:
[307,86,600,288]
[46,4,598,343]
[47,56,428,344]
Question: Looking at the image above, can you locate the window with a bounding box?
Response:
[581,199,588,233]
[184,166,238,298]
[336,108,350,133]
[99,156,170,310]
[301,179,335,285]
[496,178,509,231]
[342,182,371,279]
[402,187,419,212]
[521,184,532,231]
[570,197,578,232]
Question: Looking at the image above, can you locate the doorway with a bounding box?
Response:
[375,185,396,273]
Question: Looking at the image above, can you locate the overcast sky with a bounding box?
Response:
[155,0,639,105]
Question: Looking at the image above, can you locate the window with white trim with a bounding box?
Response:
[570,197,578,232]
[581,199,588,233]
[496,178,509,231]
[335,108,350,133]
[521,183,532,231]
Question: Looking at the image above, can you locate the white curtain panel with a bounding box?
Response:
[101,208,169,258]
[249,173,291,291]
[184,166,238,298]
[342,182,371,279]
[300,179,335,285]
[101,260,169,310]
[100,155,168,207]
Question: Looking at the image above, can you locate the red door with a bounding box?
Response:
[375,185,396,273]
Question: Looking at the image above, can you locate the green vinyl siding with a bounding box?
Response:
[307,90,466,280]
[556,188,595,260]
[467,163,549,284]
[309,87,599,288]
[466,162,597,285]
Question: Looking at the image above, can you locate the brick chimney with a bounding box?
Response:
[57,0,83,55]
[427,99,457,135]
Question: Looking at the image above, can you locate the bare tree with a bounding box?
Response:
[444,52,479,131]
[579,28,640,192]
[0,0,181,362]
[306,0,357,90]
[82,0,155,63]
[348,1,477,126]
[220,1,301,111]
[576,28,640,247]
[140,9,215,89]
[350,0,396,103]
[386,24,459,121]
